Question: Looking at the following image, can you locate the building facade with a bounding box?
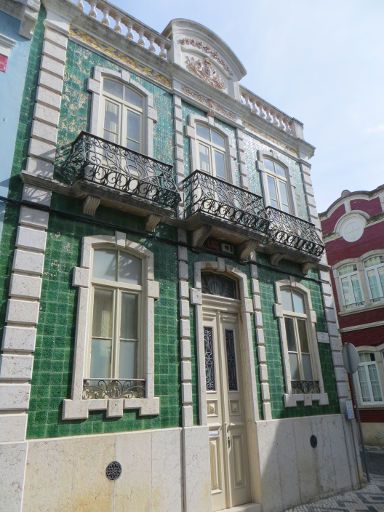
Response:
[320,187,384,447]
[0,0,360,511]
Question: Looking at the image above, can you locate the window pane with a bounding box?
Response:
[364,256,382,267]
[297,319,309,352]
[278,180,290,213]
[378,267,384,297]
[359,352,371,363]
[341,277,353,305]
[211,130,225,148]
[104,100,119,141]
[127,109,141,145]
[351,275,363,303]
[90,339,112,378]
[92,289,114,338]
[119,340,137,379]
[199,143,210,172]
[339,263,357,276]
[118,253,141,284]
[358,366,371,402]
[264,159,274,173]
[104,79,123,99]
[292,292,305,314]
[302,354,313,380]
[281,289,293,311]
[124,87,142,108]
[120,293,138,340]
[368,364,383,401]
[196,124,210,141]
[289,353,299,380]
[267,175,279,209]
[274,162,286,178]
[214,150,226,179]
[285,317,296,352]
[367,269,381,300]
[127,140,141,152]
[93,250,116,281]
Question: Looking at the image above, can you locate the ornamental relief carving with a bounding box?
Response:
[185,55,225,90]
[178,37,231,74]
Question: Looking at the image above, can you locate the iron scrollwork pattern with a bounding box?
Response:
[204,327,216,391]
[265,207,324,258]
[82,378,145,399]
[225,329,238,391]
[202,272,238,299]
[182,170,269,236]
[291,380,320,394]
[58,132,180,212]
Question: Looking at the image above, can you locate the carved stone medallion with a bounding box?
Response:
[185,56,225,90]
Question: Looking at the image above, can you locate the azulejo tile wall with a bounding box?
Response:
[27,194,181,439]
[257,254,339,419]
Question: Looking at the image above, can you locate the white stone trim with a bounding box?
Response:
[62,232,160,420]
[0,33,16,58]
[88,66,157,158]
[192,259,260,424]
[274,280,329,407]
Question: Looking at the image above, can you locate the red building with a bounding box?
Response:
[320,186,384,446]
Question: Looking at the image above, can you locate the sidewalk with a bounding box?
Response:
[286,448,384,512]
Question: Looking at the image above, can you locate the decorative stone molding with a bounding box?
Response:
[62,233,160,419]
[0,34,16,58]
[185,56,225,90]
[274,279,329,407]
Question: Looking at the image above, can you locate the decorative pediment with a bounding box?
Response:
[163,19,246,99]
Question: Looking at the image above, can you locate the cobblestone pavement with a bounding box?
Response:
[286,449,384,512]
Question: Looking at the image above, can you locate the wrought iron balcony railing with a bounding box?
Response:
[182,170,269,236]
[82,378,145,399]
[291,380,320,394]
[58,132,180,213]
[265,207,324,258]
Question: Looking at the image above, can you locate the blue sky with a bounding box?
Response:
[114,0,384,212]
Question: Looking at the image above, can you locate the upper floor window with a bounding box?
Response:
[264,158,291,213]
[364,255,384,302]
[196,123,228,180]
[337,263,364,309]
[281,288,314,386]
[356,352,384,405]
[102,78,144,152]
[90,249,142,380]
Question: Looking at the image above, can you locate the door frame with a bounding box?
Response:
[189,259,261,507]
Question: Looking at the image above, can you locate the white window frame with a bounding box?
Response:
[334,261,365,310]
[185,114,237,181]
[354,345,384,408]
[63,232,160,420]
[364,255,384,303]
[258,154,297,215]
[195,123,229,180]
[274,280,328,407]
[87,67,158,157]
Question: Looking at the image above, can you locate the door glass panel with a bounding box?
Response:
[214,150,226,180]
[199,143,210,172]
[267,175,279,208]
[104,79,123,99]
[90,339,112,378]
[211,130,225,148]
[119,340,137,378]
[289,353,299,380]
[118,253,141,284]
[104,100,119,143]
[225,329,238,391]
[204,327,216,391]
[93,250,116,281]
[285,317,296,351]
[278,180,290,212]
[124,87,142,108]
[196,123,210,141]
[92,289,114,338]
[120,293,138,340]
[126,110,141,151]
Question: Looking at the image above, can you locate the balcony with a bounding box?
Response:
[58,132,180,227]
[265,207,324,263]
[182,170,269,255]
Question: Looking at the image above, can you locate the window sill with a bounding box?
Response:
[357,403,384,410]
[62,397,160,420]
[284,392,329,408]
[339,301,384,316]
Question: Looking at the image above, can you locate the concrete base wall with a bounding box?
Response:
[362,422,384,447]
[254,414,360,512]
